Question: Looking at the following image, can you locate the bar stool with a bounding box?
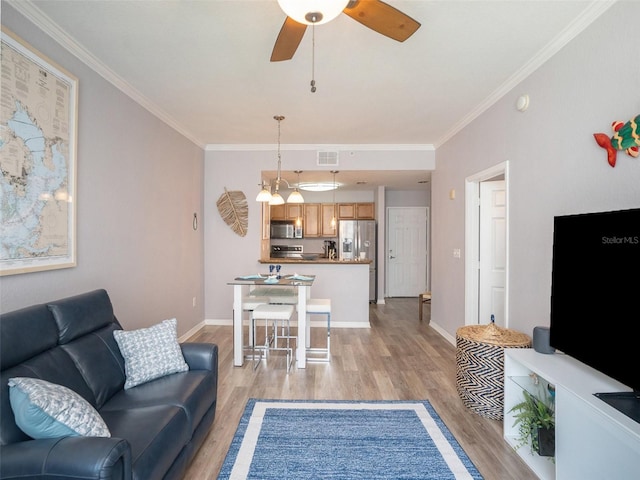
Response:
[305,299,331,363]
[252,304,296,372]
[242,296,270,369]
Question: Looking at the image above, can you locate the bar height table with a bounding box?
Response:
[228,275,315,369]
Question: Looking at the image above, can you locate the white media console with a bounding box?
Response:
[504,349,640,479]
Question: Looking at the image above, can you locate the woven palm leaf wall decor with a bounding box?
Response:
[216,188,248,237]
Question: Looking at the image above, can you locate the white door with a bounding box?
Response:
[387,207,428,297]
[479,180,506,326]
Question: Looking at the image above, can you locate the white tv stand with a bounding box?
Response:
[504,349,640,479]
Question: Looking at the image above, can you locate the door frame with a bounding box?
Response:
[464,161,509,326]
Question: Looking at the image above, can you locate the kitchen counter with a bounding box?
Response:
[252,262,372,327]
[260,258,372,265]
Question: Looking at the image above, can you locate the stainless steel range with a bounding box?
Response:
[270,245,303,259]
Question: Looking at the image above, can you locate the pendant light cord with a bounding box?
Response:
[310,25,316,93]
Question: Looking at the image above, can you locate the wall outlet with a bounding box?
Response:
[192,297,196,308]
[453,248,461,258]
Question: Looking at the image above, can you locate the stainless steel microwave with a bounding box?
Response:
[270,220,303,239]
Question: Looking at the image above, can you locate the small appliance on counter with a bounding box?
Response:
[270,244,303,259]
[323,240,337,259]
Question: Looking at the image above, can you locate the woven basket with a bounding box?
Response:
[456,323,531,420]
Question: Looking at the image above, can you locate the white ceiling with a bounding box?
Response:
[10,0,614,189]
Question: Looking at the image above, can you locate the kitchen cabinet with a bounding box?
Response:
[321,204,337,237]
[271,204,303,221]
[337,203,356,219]
[303,204,336,238]
[356,202,375,219]
[338,203,375,220]
[303,203,320,237]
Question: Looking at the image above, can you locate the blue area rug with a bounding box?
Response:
[218,399,484,480]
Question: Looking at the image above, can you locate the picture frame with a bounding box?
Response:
[0,27,78,276]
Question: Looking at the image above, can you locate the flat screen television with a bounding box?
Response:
[550,207,640,423]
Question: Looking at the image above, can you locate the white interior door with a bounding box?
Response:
[387,207,428,297]
[479,180,506,326]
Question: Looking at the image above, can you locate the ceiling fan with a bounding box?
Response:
[271,0,421,62]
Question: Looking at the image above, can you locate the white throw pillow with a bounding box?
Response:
[113,318,189,389]
[8,377,110,438]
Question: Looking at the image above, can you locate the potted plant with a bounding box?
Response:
[508,389,555,457]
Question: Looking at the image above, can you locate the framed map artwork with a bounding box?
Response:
[1,27,78,276]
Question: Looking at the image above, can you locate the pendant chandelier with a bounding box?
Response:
[256,115,304,205]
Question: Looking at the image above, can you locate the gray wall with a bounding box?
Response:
[1,5,206,337]
[431,1,640,341]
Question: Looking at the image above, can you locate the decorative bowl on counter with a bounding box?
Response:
[301,253,320,260]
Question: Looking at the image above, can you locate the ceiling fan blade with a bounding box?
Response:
[271,17,307,62]
[343,0,420,42]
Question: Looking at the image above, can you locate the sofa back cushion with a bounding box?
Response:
[48,289,120,344]
[48,289,126,408]
[0,304,58,370]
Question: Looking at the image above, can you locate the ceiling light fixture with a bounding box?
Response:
[277,0,348,93]
[256,115,303,205]
[276,0,349,26]
[298,182,339,192]
[287,170,305,203]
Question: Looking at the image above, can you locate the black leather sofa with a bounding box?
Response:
[0,289,218,480]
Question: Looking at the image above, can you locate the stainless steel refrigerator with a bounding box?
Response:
[338,220,377,303]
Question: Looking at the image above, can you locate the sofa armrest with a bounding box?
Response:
[0,436,131,480]
[181,342,218,372]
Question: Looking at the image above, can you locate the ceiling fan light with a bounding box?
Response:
[277,0,349,25]
[269,192,285,205]
[287,189,305,203]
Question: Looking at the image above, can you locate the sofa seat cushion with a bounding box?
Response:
[100,404,189,480]
[100,370,215,437]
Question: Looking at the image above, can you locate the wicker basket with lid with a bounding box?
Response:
[456,322,531,420]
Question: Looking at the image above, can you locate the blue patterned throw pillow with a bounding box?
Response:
[113,318,189,389]
[8,377,111,438]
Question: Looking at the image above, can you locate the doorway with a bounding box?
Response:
[386,207,429,297]
[464,162,509,327]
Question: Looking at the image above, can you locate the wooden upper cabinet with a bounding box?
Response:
[270,204,302,221]
[338,202,374,220]
[321,204,337,237]
[337,203,356,219]
[356,202,375,219]
[270,204,285,220]
[286,204,303,220]
[303,203,320,237]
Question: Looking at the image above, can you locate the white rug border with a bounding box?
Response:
[229,400,476,480]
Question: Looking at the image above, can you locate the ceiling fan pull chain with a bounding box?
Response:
[310,24,317,93]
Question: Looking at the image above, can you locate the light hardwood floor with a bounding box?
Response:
[183,298,539,480]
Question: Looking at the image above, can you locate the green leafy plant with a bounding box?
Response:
[508,389,555,457]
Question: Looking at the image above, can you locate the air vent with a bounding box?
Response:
[317,151,339,166]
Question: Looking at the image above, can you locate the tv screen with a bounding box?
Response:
[550,208,640,397]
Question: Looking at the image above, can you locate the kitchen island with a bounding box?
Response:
[259,258,371,329]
